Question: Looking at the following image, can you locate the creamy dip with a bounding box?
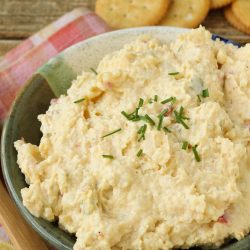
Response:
[15,27,250,250]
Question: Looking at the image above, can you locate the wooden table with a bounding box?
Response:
[0,0,250,61]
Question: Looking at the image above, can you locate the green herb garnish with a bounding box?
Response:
[121,110,139,121]
[135,108,139,117]
[143,114,155,126]
[171,96,177,104]
[163,127,171,133]
[148,98,153,104]
[157,115,164,131]
[182,141,189,150]
[102,155,114,159]
[138,98,144,108]
[137,149,143,157]
[154,95,158,102]
[158,109,168,118]
[201,89,209,98]
[121,111,131,119]
[137,125,144,134]
[197,89,209,103]
[174,106,189,129]
[197,95,201,102]
[161,96,176,104]
[131,116,141,122]
[90,67,98,75]
[74,98,85,104]
[121,98,144,121]
[102,128,122,138]
[168,72,179,76]
[138,124,147,141]
[192,145,201,162]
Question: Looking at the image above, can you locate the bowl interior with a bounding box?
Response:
[1,27,249,250]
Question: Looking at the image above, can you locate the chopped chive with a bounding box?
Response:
[74,98,85,104]
[178,106,189,120]
[131,116,141,122]
[179,106,184,116]
[171,96,177,104]
[161,96,175,104]
[121,110,138,121]
[168,72,179,76]
[121,111,130,119]
[142,125,147,134]
[201,88,209,98]
[197,94,202,102]
[138,124,147,141]
[102,128,122,138]
[154,95,158,102]
[192,145,201,162]
[158,109,168,118]
[138,98,144,108]
[148,98,153,104]
[137,125,144,134]
[179,119,189,129]
[144,114,155,126]
[121,98,145,122]
[135,108,139,117]
[141,124,147,134]
[138,135,145,142]
[174,107,190,129]
[182,141,189,150]
[102,155,114,159]
[174,111,189,129]
[163,126,171,133]
[136,149,143,157]
[90,67,98,75]
[157,115,164,131]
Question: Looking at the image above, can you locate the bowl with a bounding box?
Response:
[1,27,248,250]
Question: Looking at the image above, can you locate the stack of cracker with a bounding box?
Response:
[95,0,250,35]
[224,0,250,35]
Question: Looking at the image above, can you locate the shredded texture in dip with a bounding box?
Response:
[15,27,250,250]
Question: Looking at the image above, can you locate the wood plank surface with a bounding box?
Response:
[0,0,94,39]
[0,181,49,250]
[202,9,250,44]
[0,0,249,59]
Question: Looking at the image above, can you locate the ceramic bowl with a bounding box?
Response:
[1,27,248,250]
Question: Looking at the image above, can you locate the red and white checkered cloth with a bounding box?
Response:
[0,7,110,248]
[0,7,110,124]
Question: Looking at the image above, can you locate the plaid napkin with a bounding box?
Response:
[0,7,110,125]
[0,7,110,248]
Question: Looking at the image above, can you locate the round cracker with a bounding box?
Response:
[210,0,234,9]
[95,0,169,29]
[231,0,250,29]
[224,6,250,34]
[160,0,210,28]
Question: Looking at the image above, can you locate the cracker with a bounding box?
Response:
[231,0,250,29]
[95,0,169,29]
[210,0,234,9]
[160,0,210,28]
[224,6,250,34]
